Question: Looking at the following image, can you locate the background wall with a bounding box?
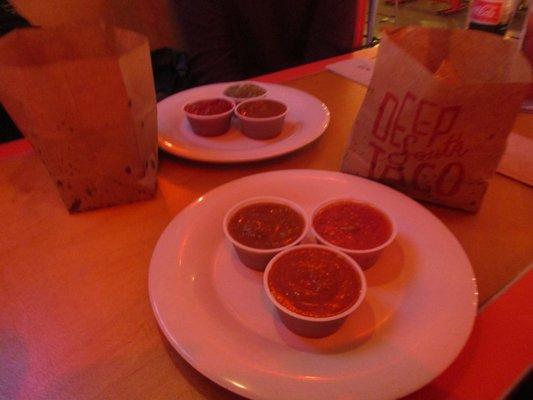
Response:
[10,0,183,49]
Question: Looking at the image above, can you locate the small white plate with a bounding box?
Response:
[157,82,330,163]
[149,170,478,400]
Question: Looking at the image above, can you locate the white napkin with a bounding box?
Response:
[497,133,533,186]
[326,47,378,87]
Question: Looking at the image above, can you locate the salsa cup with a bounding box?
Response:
[311,198,397,269]
[264,244,367,338]
[234,99,288,140]
[223,82,267,104]
[182,97,235,136]
[222,196,309,271]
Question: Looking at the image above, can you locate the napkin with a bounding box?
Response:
[326,47,377,86]
[497,133,533,186]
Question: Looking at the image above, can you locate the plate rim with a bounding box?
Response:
[157,82,331,163]
[148,169,478,400]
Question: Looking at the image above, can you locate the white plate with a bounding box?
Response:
[157,82,330,163]
[149,170,478,400]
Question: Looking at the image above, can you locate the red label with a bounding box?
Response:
[471,0,503,24]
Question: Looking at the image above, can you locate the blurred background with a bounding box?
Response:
[4,0,529,51]
[374,0,528,41]
[1,0,530,143]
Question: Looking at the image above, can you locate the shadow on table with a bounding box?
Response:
[0,330,28,400]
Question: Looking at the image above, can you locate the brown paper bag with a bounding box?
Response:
[0,24,158,212]
[341,27,531,212]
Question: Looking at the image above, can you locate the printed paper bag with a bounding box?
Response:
[341,27,531,211]
[0,24,158,212]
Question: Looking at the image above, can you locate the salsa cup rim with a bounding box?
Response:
[182,97,235,120]
[222,196,309,255]
[263,244,367,322]
[311,198,397,255]
[235,98,288,122]
[223,81,268,102]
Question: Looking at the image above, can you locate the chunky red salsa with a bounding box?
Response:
[313,201,392,250]
[228,202,304,249]
[237,99,286,118]
[184,99,233,115]
[268,247,361,318]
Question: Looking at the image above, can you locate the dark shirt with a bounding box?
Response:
[0,0,29,35]
[175,0,358,85]
[1,0,30,142]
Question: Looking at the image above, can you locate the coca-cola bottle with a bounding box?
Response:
[467,0,516,36]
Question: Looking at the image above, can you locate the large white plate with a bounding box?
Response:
[149,170,478,400]
[157,82,330,163]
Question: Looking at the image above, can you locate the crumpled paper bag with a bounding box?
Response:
[341,27,531,212]
[0,24,158,212]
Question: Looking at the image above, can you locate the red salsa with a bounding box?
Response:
[228,202,304,249]
[313,201,392,250]
[237,99,286,118]
[268,247,361,318]
[184,99,233,116]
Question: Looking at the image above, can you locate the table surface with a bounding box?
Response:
[1,57,532,400]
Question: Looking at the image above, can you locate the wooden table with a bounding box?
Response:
[1,56,532,400]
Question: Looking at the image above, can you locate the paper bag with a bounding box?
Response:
[0,24,158,212]
[341,27,531,212]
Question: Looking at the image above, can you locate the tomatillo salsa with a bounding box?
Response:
[313,201,392,250]
[228,202,304,249]
[224,83,266,98]
[184,99,233,116]
[268,247,362,318]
